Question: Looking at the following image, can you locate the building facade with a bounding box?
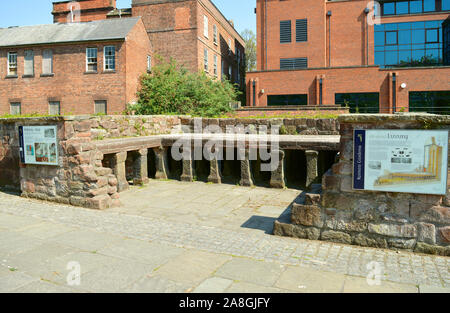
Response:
[247,0,450,113]
[52,0,246,89]
[0,18,151,115]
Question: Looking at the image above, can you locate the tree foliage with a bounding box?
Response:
[128,59,241,117]
[241,29,257,72]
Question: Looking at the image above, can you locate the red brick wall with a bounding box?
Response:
[132,0,199,72]
[246,66,450,111]
[0,41,128,115]
[125,19,153,105]
[53,0,116,23]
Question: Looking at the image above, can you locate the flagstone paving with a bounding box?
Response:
[0,180,449,293]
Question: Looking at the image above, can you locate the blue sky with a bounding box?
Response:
[0,0,256,34]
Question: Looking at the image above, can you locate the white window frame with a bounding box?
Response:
[103,46,115,71]
[203,15,209,38]
[7,52,18,76]
[229,65,232,79]
[24,50,34,76]
[49,101,61,115]
[204,48,208,72]
[86,48,98,72]
[10,102,21,115]
[42,49,53,74]
[213,25,218,45]
[147,55,152,73]
[213,54,218,76]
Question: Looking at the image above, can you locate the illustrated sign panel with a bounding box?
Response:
[353,129,448,195]
[19,126,58,165]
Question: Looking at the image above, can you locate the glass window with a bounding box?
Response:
[396,1,409,14]
[7,52,17,76]
[86,48,98,72]
[410,91,450,114]
[213,54,218,76]
[24,50,34,76]
[386,51,398,65]
[49,101,60,115]
[425,21,440,28]
[335,93,379,114]
[94,100,107,115]
[10,102,21,115]
[412,29,425,43]
[42,49,53,74]
[386,31,398,45]
[410,0,423,13]
[375,32,385,45]
[213,25,217,44]
[203,15,208,38]
[268,94,308,106]
[399,30,411,44]
[375,51,385,66]
[443,0,450,10]
[412,49,425,61]
[204,48,208,72]
[423,0,435,11]
[426,29,438,43]
[104,46,115,71]
[399,50,412,64]
[383,2,395,15]
[147,55,152,72]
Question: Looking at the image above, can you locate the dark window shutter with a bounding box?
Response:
[280,20,291,43]
[296,19,307,42]
[280,58,308,70]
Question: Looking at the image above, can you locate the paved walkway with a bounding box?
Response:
[0,180,449,293]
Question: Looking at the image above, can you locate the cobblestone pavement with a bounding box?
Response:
[0,180,449,293]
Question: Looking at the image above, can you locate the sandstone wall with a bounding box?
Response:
[275,113,450,256]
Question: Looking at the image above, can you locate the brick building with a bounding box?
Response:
[0,17,151,115]
[247,0,450,113]
[52,0,246,88]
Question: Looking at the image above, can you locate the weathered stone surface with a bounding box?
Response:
[368,223,417,238]
[133,149,149,185]
[305,150,318,188]
[95,167,113,176]
[438,226,450,243]
[154,147,169,180]
[388,238,416,250]
[353,200,376,222]
[292,224,321,240]
[325,209,367,232]
[305,193,321,206]
[112,152,129,192]
[321,230,352,244]
[415,242,450,256]
[87,194,112,210]
[69,196,87,207]
[291,204,323,228]
[273,221,294,237]
[416,223,436,245]
[208,158,222,184]
[353,234,388,248]
[270,150,286,189]
[239,149,254,187]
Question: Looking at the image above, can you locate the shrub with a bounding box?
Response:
[128,59,240,117]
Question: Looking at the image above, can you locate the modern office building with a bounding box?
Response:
[247,0,450,113]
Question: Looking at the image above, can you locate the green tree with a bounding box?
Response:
[128,59,240,117]
[241,29,257,72]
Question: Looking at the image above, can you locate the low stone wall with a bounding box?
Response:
[180,117,340,135]
[0,115,184,209]
[0,122,21,190]
[274,113,450,256]
[233,105,349,118]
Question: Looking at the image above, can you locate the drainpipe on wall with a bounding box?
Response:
[265,0,268,70]
[327,11,332,67]
[319,78,323,105]
[253,80,256,107]
[364,7,370,65]
[392,73,397,113]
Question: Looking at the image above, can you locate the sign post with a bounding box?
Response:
[19,125,59,166]
[353,129,448,195]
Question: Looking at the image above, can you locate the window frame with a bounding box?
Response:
[204,48,209,72]
[213,24,218,45]
[86,47,98,72]
[385,30,399,45]
[203,15,209,38]
[213,54,218,76]
[280,20,292,44]
[48,101,61,115]
[10,102,21,115]
[7,52,18,76]
[94,100,107,115]
[24,49,34,76]
[103,46,116,71]
[147,55,152,73]
[42,49,53,75]
[425,27,439,43]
